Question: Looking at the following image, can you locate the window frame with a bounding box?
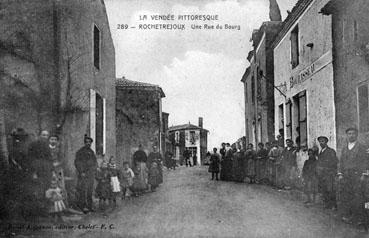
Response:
[93,24,101,70]
[357,82,369,133]
[290,25,300,69]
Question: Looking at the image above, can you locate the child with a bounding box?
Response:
[45,177,66,222]
[95,161,111,211]
[148,162,160,192]
[302,148,318,205]
[108,157,121,207]
[121,161,135,199]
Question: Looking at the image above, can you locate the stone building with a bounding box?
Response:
[272,0,334,169]
[161,112,170,154]
[321,0,369,155]
[115,77,165,166]
[241,19,282,147]
[0,0,116,174]
[168,118,208,165]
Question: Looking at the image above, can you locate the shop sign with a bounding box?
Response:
[289,51,332,88]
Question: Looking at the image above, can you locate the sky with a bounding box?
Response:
[105,0,297,149]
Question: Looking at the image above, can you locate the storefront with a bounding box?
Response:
[273,0,335,170]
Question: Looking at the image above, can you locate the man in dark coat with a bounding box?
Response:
[183,149,191,167]
[148,145,163,184]
[338,128,369,225]
[317,136,338,209]
[28,130,53,192]
[208,148,220,180]
[281,139,297,189]
[75,136,97,213]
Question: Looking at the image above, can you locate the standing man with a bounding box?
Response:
[281,139,297,190]
[193,152,198,166]
[338,128,369,225]
[208,148,221,180]
[183,149,191,167]
[317,136,338,209]
[148,145,163,184]
[75,135,97,213]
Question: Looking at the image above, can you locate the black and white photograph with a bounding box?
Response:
[1,0,369,237]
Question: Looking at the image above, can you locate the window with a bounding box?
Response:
[279,104,284,131]
[294,91,307,148]
[251,76,255,104]
[93,25,100,70]
[286,100,292,139]
[353,20,358,42]
[291,26,299,68]
[95,93,104,155]
[257,68,262,101]
[358,84,369,132]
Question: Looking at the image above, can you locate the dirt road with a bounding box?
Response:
[15,166,367,238]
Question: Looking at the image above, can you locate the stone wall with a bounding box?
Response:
[0,0,116,175]
[331,0,369,156]
[116,88,161,166]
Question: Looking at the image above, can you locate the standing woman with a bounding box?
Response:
[132,145,148,196]
[233,144,245,183]
[246,143,257,184]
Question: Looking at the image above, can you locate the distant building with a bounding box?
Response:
[241,20,282,147]
[321,0,369,155]
[0,0,116,174]
[115,77,165,166]
[168,118,208,165]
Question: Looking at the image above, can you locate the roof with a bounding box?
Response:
[168,123,209,132]
[320,0,343,15]
[271,0,314,49]
[116,77,165,97]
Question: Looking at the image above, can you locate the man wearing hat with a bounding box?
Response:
[317,136,338,209]
[338,128,369,225]
[75,135,98,213]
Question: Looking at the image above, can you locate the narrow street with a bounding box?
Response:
[30,166,365,238]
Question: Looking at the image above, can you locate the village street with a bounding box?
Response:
[22,166,365,238]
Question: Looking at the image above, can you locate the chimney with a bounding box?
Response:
[269,0,282,22]
[198,117,203,129]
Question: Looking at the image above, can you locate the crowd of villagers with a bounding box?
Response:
[207,127,369,230]
[1,128,164,223]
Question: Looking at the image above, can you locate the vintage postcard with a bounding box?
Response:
[1,0,369,237]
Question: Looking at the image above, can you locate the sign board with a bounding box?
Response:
[289,51,332,88]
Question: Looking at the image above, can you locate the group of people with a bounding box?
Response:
[75,142,164,215]
[208,128,369,228]
[7,129,67,221]
[6,128,166,222]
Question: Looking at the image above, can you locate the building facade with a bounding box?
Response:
[168,118,208,165]
[116,77,165,166]
[321,0,369,155]
[241,21,282,147]
[273,0,334,169]
[161,112,170,155]
[0,0,116,174]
